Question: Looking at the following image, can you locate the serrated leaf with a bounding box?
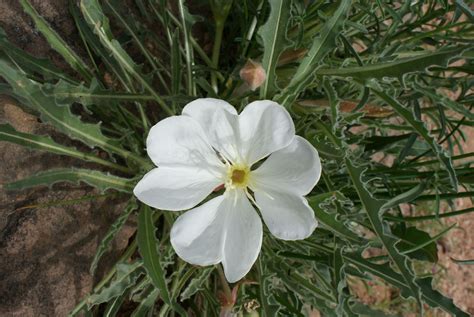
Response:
[277,0,351,106]
[0,123,129,173]
[137,207,171,305]
[333,249,356,317]
[348,162,469,315]
[5,168,134,193]
[88,261,143,306]
[0,27,76,83]
[180,267,213,301]
[0,60,139,163]
[131,287,159,317]
[308,192,364,244]
[90,200,137,275]
[20,0,93,82]
[137,207,186,315]
[258,0,292,98]
[345,159,422,308]
[69,3,131,86]
[269,257,336,304]
[417,277,469,317]
[79,0,173,115]
[392,226,438,262]
[258,257,280,317]
[317,47,466,84]
[345,253,468,316]
[413,83,474,120]
[370,88,458,189]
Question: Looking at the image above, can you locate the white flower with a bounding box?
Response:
[134,98,321,282]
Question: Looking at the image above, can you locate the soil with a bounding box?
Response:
[0,1,135,316]
[0,1,473,316]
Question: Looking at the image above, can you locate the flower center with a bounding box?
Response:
[225,164,251,189]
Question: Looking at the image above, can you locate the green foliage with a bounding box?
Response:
[19,0,93,82]
[5,168,134,193]
[137,207,173,307]
[90,200,138,275]
[277,0,352,107]
[87,261,144,306]
[0,0,473,316]
[258,0,292,98]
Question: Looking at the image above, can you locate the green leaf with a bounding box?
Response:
[80,0,173,115]
[258,0,292,98]
[333,249,356,317]
[398,224,455,258]
[308,192,364,244]
[19,0,93,82]
[455,0,474,22]
[258,257,280,317]
[5,168,134,193]
[0,60,145,165]
[350,302,397,317]
[451,258,474,265]
[69,2,130,86]
[0,123,130,173]
[88,261,143,306]
[137,207,186,315]
[316,47,466,83]
[345,159,422,308]
[370,88,458,189]
[137,207,171,303]
[413,83,474,120]
[0,28,76,83]
[131,287,160,317]
[345,253,469,316]
[178,0,198,96]
[417,277,469,317]
[103,293,126,317]
[382,182,426,210]
[180,267,213,301]
[90,200,137,275]
[277,0,351,106]
[392,226,438,262]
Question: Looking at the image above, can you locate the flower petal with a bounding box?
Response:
[133,166,223,211]
[170,190,263,283]
[182,98,242,163]
[146,115,222,169]
[255,188,317,240]
[222,190,262,283]
[239,100,295,164]
[251,136,321,196]
[182,98,237,123]
[170,195,226,265]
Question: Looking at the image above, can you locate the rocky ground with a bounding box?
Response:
[0,1,135,316]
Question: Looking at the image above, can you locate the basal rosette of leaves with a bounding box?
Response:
[1,0,473,316]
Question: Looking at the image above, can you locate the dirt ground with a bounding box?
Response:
[0,1,135,316]
[0,0,473,316]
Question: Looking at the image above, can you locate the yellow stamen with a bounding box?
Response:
[231,169,246,184]
[225,164,251,189]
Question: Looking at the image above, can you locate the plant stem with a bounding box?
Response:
[178,0,196,97]
[211,19,225,94]
[385,207,474,222]
[216,264,232,301]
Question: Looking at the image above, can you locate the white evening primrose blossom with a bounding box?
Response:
[134,98,321,282]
